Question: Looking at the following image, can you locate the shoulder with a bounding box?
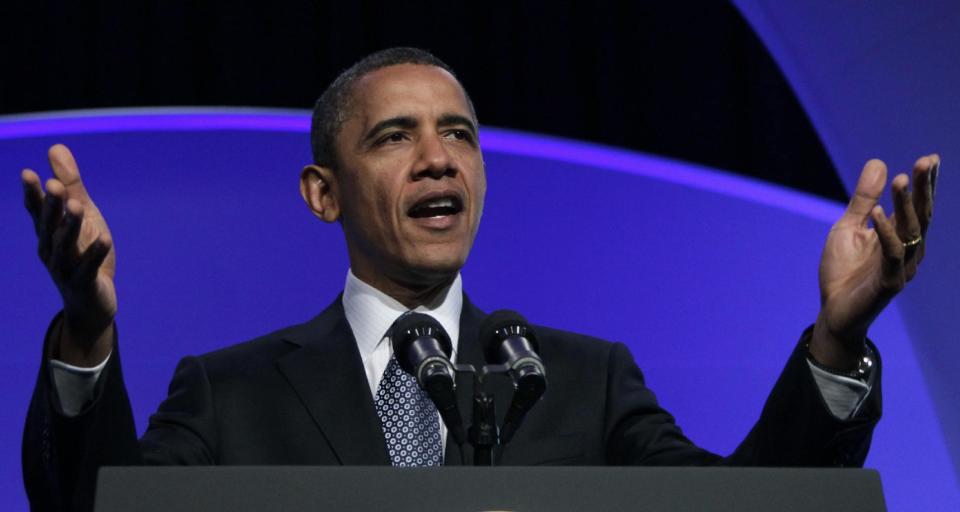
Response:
[194,323,303,374]
[535,324,616,350]
[533,324,633,371]
[190,297,345,381]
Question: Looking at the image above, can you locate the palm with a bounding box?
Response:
[818,219,889,340]
[58,185,117,322]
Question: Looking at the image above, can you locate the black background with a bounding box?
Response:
[1,0,846,200]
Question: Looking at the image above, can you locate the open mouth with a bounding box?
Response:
[407,194,464,218]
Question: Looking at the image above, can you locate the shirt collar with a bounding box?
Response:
[342,269,462,359]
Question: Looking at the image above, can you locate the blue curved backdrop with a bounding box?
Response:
[2,109,955,510]
[734,1,960,508]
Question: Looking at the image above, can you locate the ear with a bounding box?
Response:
[300,164,341,223]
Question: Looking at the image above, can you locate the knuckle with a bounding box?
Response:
[887,247,905,264]
[883,274,906,292]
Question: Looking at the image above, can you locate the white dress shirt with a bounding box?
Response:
[342,269,462,451]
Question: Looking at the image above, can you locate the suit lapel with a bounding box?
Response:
[274,297,391,465]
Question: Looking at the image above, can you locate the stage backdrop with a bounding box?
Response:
[3,109,955,511]
[734,0,960,489]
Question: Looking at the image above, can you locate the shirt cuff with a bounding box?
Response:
[807,360,872,419]
[49,352,112,417]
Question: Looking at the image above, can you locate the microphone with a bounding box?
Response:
[391,312,466,446]
[480,310,547,444]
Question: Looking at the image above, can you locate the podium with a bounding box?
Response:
[95,466,886,511]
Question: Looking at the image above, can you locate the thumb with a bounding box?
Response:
[842,159,888,227]
[48,144,92,202]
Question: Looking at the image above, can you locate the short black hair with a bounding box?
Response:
[310,47,476,169]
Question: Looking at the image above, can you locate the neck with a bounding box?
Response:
[351,269,457,309]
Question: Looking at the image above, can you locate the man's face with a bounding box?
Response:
[331,64,486,290]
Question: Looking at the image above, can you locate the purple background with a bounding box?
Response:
[3,109,956,510]
[735,1,960,507]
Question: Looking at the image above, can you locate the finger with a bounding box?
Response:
[871,205,905,290]
[38,179,66,262]
[47,144,92,202]
[911,156,935,234]
[842,159,888,227]
[892,174,921,238]
[892,173,922,260]
[75,235,112,284]
[930,156,941,199]
[48,199,84,279]
[21,169,45,232]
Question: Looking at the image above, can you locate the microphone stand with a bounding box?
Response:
[454,363,512,466]
[469,392,497,466]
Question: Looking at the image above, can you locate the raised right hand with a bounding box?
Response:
[22,144,116,366]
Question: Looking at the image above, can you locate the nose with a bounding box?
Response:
[412,133,456,180]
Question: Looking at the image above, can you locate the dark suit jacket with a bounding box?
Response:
[23,294,881,511]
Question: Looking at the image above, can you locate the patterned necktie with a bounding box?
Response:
[374,355,443,466]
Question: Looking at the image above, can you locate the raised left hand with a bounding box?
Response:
[810,155,939,369]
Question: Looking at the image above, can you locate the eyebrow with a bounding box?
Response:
[361,113,479,144]
[362,116,418,144]
[437,113,478,138]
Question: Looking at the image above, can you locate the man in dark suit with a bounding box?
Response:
[21,48,938,511]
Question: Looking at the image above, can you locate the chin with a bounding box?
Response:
[404,251,468,282]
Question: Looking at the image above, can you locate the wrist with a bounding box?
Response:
[810,314,867,372]
[53,317,114,367]
[807,340,875,381]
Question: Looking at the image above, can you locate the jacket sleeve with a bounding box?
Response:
[22,314,225,512]
[22,313,142,512]
[604,327,881,466]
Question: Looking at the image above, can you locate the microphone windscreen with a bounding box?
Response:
[479,309,539,364]
[390,312,452,375]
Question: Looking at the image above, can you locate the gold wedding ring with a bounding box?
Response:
[902,235,923,248]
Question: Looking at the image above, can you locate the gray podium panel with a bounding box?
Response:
[95,466,886,512]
